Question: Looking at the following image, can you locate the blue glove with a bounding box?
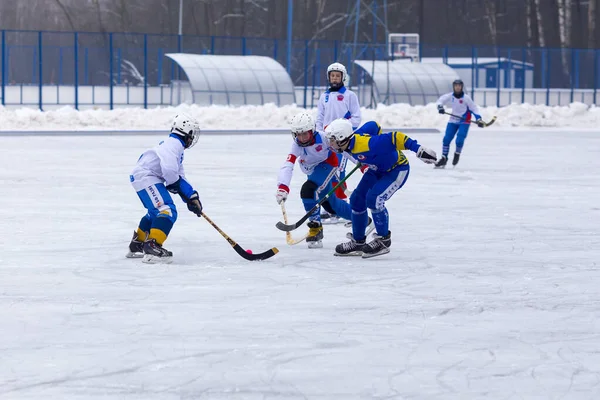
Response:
[437,104,445,114]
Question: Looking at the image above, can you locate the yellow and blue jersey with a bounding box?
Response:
[347,121,421,172]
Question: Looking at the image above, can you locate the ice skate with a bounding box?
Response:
[320,211,344,225]
[434,155,447,169]
[142,238,173,264]
[126,231,145,258]
[362,231,392,259]
[306,221,324,249]
[334,235,366,256]
[452,152,460,166]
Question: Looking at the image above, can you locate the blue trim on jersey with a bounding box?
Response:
[169,133,186,147]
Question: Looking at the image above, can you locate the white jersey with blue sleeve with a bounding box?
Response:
[437,92,481,124]
[277,132,339,190]
[130,135,195,199]
[316,86,361,131]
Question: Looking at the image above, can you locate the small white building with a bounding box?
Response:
[421,57,534,89]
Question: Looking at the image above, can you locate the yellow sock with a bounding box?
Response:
[136,228,148,242]
[148,228,167,245]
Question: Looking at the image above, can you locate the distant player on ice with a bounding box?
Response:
[126,114,203,263]
[315,62,361,224]
[434,79,484,168]
[275,112,352,248]
[324,119,437,258]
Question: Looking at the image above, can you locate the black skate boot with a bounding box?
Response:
[306,221,324,249]
[362,231,392,259]
[126,231,145,258]
[142,238,173,264]
[334,235,366,256]
[434,155,447,169]
[452,152,461,166]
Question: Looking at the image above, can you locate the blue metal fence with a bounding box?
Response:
[1,29,598,109]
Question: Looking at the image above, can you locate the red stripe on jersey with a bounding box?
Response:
[286,154,297,163]
[324,151,339,167]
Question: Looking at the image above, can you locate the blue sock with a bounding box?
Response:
[302,198,321,222]
[371,207,389,236]
[351,209,369,241]
[442,145,450,157]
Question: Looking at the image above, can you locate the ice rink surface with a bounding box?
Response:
[1,130,599,399]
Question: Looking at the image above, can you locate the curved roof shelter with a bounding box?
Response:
[165,54,295,106]
[353,60,460,105]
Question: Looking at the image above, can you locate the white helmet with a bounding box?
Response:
[290,111,315,147]
[324,118,354,152]
[327,62,347,89]
[171,113,200,149]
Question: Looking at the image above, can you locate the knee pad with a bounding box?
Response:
[322,200,335,214]
[350,190,367,212]
[300,180,318,199]
[157,205,178,223]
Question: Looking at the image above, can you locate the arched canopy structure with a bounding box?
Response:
[165,54,295,106]
[353,60,460,106]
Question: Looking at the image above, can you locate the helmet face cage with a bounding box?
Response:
[327,63,347,89]
[325,119,353,152]
[290,112,315,147]
[172,114,201,149]
[452,79,464,92]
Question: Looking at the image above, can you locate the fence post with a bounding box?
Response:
[545,49,550,106]
[334,40,338,61]
[521,47,526,104]
[38,31,43,111]
[177,34,182,80]
[496,46,501,107]
[471,46,476,101]
[1,30,5,106]
[287,0,293,74]
[570,49,575,104]
[109,32,114,110]
[74,32,78,110]
[144,34,148,109]
[303,40,308,108]
[595,49,598,105]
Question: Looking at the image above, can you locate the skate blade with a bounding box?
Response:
[126,251,144,259]
[307,240,323,249]
[321,218,345,225]
[434,165,446,169]
[361,247,391,259]
[142,254,173,264]
[334,251,363,257]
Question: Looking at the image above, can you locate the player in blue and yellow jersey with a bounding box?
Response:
[324,119,437,258]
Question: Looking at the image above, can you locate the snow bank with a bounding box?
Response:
[0,102,599,131]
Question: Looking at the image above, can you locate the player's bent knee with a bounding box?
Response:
[300,180,318,199]
[157,205,178,223]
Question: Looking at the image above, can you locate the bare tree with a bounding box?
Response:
[533,0,546,47]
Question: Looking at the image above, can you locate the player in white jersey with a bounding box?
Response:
[316,62,361,223]
[434,79,484,168]
[275,112,352,248]
[126,114,203,263]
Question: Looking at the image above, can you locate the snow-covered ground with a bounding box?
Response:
[1,129,599,399]
[1,102,600,131]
